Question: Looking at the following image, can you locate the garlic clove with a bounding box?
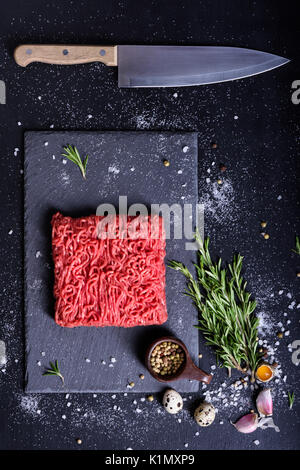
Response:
[232,413,259,433]
[256,388,273,417]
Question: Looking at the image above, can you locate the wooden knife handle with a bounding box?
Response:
[14,45,118,67]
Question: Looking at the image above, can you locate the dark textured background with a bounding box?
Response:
[0,0,299,450]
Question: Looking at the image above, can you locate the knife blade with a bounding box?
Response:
[14,44,289,88]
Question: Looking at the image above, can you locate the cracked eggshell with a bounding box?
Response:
[194,401,215,427]
[162,389,183,414]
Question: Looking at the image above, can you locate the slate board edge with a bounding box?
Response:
[24,130,199,393]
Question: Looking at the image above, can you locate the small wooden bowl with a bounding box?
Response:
[145,336,212,384]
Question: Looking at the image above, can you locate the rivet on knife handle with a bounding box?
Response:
[13,45,118,67]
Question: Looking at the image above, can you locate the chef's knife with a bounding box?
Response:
[14,44,289,88]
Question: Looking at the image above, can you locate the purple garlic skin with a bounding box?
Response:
[232,413,259,433]
[256,388,273,417]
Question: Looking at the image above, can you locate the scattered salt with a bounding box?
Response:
[108,166,120,175]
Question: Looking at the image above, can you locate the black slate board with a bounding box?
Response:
[24,131,199,393]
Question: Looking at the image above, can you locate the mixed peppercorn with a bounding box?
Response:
[150,341,185,376]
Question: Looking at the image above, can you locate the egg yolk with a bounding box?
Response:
[256,364,272,381]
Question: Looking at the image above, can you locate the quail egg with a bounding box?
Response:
[194,401,215,426]
[162,389,183,414]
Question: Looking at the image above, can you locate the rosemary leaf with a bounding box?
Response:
[43,360,64,385]
[288,391,295,409]
[292,236,300,255]
[62,145,89,179]
[169,232,261,380]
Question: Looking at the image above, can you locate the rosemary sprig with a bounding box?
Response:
[292,236,300,255]
[43,360,64,385]
[169,232,261,381]
[288,391,295,409]
[62,145,89,179]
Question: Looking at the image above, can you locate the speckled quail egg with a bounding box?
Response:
[194,401,215,426]
[162,389,183,414]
